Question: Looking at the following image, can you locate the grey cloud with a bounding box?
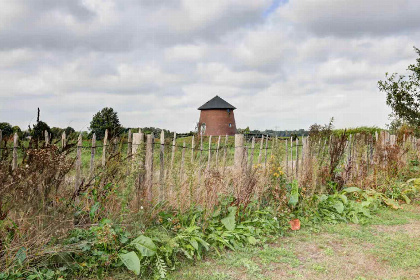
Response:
[280,0,420,37]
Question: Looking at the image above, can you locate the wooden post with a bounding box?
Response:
[12,133,18,170]
[295,138,299,178]
[249,136,255,171]
[301,136,305,177]
[170,132,176,174]
[290,137,293,178]
[90,133,96,175]
[258,135,264,165]
[207,135,212,169]
[0,129,2,159]
[159,131,165,201]
[127,129,132,159]
[102,129,108,167]
[145,134,154,202]
[180,141,186,181]
[191,135,195,164]
[75,134,82,191]
[44,130,49,145]
[234,134,245,173]
[264,135,268,168]
[285,139,288,177]
[61,131,66,149]
[222,135,228,174]
[215,135,221,169]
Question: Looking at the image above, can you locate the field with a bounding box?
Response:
[170,204,420,280]
[1,128,420,279]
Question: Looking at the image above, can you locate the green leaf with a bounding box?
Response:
[342,187,362,193]
[333,201,344,214]
[401,194,411,204]
[221,207,236,231]
[131,235,157,257]
[247,236,257,245]
[119,251,140,276]
[288,182,299,207]
[221,214,236,231]
[15,247,26,265]
[189,238,199,251]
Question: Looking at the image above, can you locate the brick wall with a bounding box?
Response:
[198,109,237,136]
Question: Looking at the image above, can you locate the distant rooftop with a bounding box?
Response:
[198,95,236,110]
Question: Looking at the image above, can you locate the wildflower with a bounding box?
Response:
[273,217,278,221]
[140,206,144,210]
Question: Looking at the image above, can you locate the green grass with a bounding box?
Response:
[168,204,420,280]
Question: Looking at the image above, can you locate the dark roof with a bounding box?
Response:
[198,95,236,110]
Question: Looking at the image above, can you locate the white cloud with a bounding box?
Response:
[0,0,419,132]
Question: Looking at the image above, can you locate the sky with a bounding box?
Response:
[1,0,420,133]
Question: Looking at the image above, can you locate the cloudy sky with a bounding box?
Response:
[1,0,419,132]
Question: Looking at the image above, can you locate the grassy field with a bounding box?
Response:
[166,204,420,280]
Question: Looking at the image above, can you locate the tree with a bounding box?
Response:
[89,107,122,139]
[0,122,13,137]
[51,127,63,140]
[64,126,75,136]
[31,121,51,140]
[378,47,420,128]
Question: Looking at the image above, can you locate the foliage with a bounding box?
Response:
[30,121,51,141]
[0,123,13,138]
[89,107,122,140]
[378,46,420,128]
[333,126,382,136]
[315,187,379,224]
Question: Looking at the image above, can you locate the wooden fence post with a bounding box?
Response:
[215,135,221,169]
[127,129,132,159]
[145,134,154,203]
[295,138,299,178]
[258,135,264,165]
[0,129,2,159]
[102,129,108,167]
[180,141,186,181]
[44,130,49,146]
[75,134,82,191]
[249,136,255,171]
[290,137,293,179]
[170,132,176,176]
[159,131,165,201]
[207,135,212,169]
[61,131,66,149]
[90,133,96,175]
[264,135,268,168]
[234,134,245,173]
[12,133,18,170]
[223,135,228,174]
[285,139,288,177]
[191,135,195,164]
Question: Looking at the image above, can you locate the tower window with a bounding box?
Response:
[229,123,232,128]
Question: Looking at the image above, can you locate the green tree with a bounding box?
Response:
[12,126,23,138]
[0,122,13,137]
[378,47,420,128]
[31,121,51,140]
[89,107,122,139]
[64,126,75,136]
[51,127,64,140]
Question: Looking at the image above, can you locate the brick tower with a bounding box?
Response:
[198,96,237,136]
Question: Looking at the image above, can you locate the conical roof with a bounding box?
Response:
[198,95,236,110]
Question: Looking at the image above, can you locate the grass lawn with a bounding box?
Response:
[166,204,420,280]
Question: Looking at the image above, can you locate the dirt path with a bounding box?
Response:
[169,204,420,280]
